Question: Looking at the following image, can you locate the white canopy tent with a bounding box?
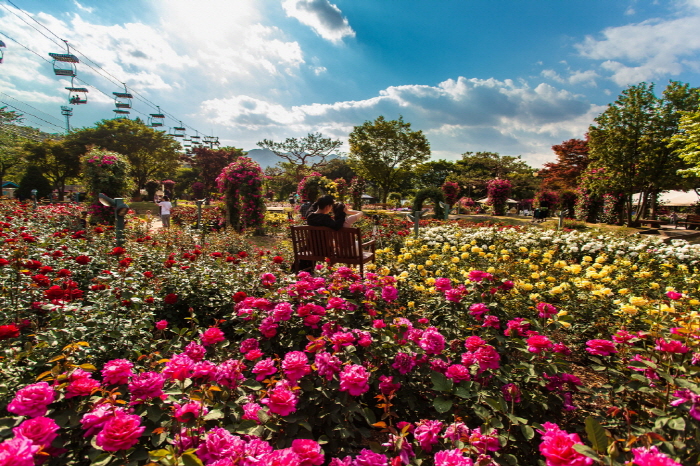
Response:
[632,190,700,207]
[475,198,519,204]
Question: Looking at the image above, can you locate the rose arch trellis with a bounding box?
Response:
[216,157,266,234]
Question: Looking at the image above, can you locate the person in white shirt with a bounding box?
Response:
[156,195,173,228]
[333,202,363,228]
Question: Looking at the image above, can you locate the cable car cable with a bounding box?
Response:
[0,91,65,126]
[0,100,65,132]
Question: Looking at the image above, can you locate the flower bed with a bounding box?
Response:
[0,202,697,466]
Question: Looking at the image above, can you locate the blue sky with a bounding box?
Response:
[2,0,700,167]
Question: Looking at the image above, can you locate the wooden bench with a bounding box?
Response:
[681,214,700,230]
[639,219,665,228]
[290,226,376,276]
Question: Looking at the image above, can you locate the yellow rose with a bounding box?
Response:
[629,296,648,306]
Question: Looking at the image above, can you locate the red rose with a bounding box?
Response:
[233,291,247,303]
[272,256,284,263]
[237,251,248,258]
[164,293,178,305]
[0,324,20,340]
[75,255,91,265]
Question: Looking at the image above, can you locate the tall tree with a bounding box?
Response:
[319,157,356,182]
[348,115,430,202]
[65,118,181,193]
[0,107,27,193]
[448,152,538,200]
[672,107,700,178]
[539,137,589,191]
[257,132,342,182]
[414,159,456,190]
[25,139,81,201]
[189,146,244,195]
[588,81,700,225]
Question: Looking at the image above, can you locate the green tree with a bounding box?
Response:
[673,108,700,177]
[24,139,81,201]
[0,107,27,194]
[414,159,456,190]
[348,116,431,202]
[189,146,244,196]
[319,157,356,182]
[588,81,700,225]
[66,119,180,193]
[257,132,342,182]
[17,165,52,200]
[448,152,538,200]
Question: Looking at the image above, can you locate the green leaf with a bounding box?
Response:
[90,453,112,466]
[433,396,453,413]
[431,372,453,392]
[520,424,535,440]
[668,417,686,431]
[204,409,224,421]
[585,416,608,453]
[182,452,205,466]
[573,444,602,461]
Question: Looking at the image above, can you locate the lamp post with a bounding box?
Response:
[196,199,204,229]
[99,193,129,246]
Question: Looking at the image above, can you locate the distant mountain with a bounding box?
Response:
[244,148,280,169]
[244,148,342,170]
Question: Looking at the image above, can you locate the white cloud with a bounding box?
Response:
[198,77,597,166]
[72,1,94,14]
[282,0,355,43]
[576,13,700,85]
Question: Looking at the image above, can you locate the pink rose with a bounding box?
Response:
[414,419,443,452]
[200,327,226,346]
[434,449,474,466]
[314,352,342,381]
[261,383,298,416]
[282,351,312,382]
[101,359,134,385]
[95,412,145,452]
[538,422,593,466]
[13,416,59,447]
[445,364,471,383]
[173,401,208,423]
[7,382,56,418]
[419,327,446,355]
[242,402,263,423]
[291,438,324,466]
[339,364,370,396]
[353,449,388,466]
[381,286,398,302]
[585,339,617,356]
[155,320,168,330]
[162,354,194,381]
[526,334,553,353]
[252,358,278,382]
[0,436,40,466]
[128,372,165,404]
[631,446,682,466]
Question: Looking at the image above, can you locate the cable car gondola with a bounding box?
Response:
[0,40,6,64]
[48,40,79,77]
[148,106,165,127]
[113,109,130,119]
[66,77,88,105]
[113,83,132,109]
[170,121,185,138]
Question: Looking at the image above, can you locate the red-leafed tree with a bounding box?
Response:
[539,137,589,191]
[190,146,245,196]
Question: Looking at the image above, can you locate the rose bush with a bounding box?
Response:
[0,201,697,466]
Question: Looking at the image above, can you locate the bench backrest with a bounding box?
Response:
[290,226,363,261]
[688,214,700,222]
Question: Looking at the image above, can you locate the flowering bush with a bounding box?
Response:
[441,181,461,206]
[217,157,266,234]
[349,177,366,210]
[81,147,135,202]
[486,179,511,215]
[0,201,697,466]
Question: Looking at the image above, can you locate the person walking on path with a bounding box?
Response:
[156,195,173,228]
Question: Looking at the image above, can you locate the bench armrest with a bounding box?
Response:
[361,239,376,251]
